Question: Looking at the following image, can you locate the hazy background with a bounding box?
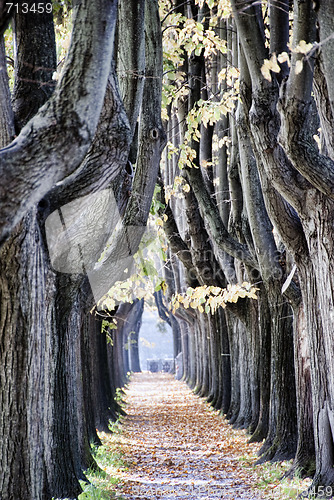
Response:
[138,308,173,371]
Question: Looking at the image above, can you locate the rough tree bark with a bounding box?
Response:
[231,0,334,491]
[0,0,118,244]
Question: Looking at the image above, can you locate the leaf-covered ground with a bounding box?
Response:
[108,372,266,499]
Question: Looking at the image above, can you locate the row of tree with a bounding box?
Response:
[0,1,164,498]
[149,0,334,497]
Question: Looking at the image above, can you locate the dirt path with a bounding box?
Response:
[111,372,264,499]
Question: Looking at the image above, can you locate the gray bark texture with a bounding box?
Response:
[0,0,118,245]
[231,0,334,493]
[159,2,334,496]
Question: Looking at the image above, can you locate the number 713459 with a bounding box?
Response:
[6,3,52,14]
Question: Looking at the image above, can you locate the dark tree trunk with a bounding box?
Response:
[111,314,127,389]
[218,309,232,415]
[297,205,334,491]
[286,291,315,478]
[197,313,210,398]
[0,6,87,498]
[225,312,241,423]
[81,294,104,449]
[232,317,253,430]
[13,0,56,131]
[257,287,297,463]
[91,313,120,432]
[127,299,144,373]
[0,214,61,500]
[50,272,88,497]
[179,319,190,381]
[187,323,197,389]
[129,329,141,373]
[249,289,271,443]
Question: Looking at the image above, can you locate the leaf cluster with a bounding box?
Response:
[163,174,190,203]
[161,3,230,113]
[171,282,259,314]
[261,41,315,82]
[194,0,232,19]
[98,224,168,312]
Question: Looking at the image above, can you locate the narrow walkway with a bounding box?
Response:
[111,372,264,499]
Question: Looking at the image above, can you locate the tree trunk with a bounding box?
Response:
[232,317,253,430]
[12,0,56,131]
[249,288,271,443]
[127,299,144,373]
[298,202,334,491]
[257,286,297,463]
[225,311,241,423]
[0,212,83,500]
[286,292,315,478]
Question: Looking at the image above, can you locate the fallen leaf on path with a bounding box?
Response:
[101,373,266,499]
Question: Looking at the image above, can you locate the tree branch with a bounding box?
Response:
[0,0,118,246]
[123,0,167,228]
[269,0,289,81]
[117,0,146,138]
[278,0,334,200]
[230,0,267,90]
[0,37,14,146]
[186,164,258,269]
[231,0,308,211]
[316,0,334,120]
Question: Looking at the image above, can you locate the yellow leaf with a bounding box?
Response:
[161,281,168,294]
[295,40,313,55]
[62,34,71,50]
[261,54,280,81]
[277,51,290,65]
[270,54,280,73]
[261,59,272,82]
[295,60,303,75]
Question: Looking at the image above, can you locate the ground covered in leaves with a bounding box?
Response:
[109,372,267,499]
[91,372,313,499]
